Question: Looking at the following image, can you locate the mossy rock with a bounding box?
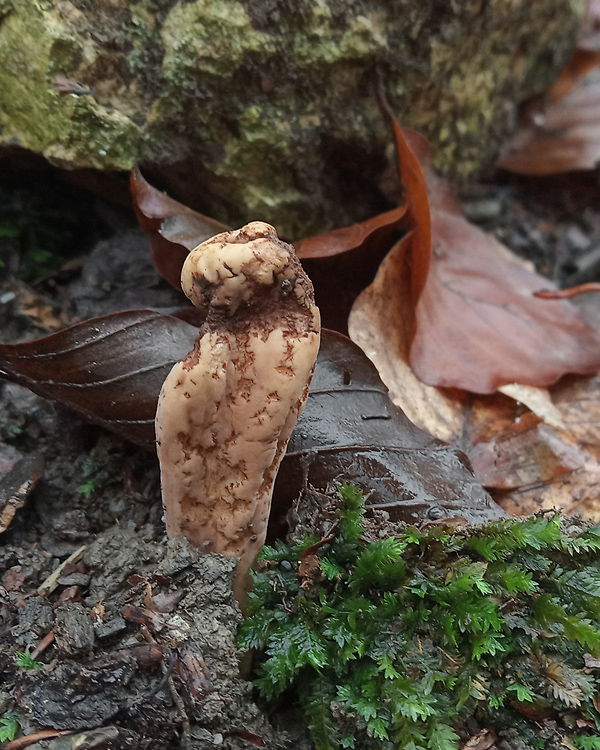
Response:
[0,0,585,236]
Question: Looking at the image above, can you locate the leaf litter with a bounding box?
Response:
[2,62,600,747]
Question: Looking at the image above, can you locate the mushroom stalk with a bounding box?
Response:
[155,222,320,606]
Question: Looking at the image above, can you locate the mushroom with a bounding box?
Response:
[155,222,321,606]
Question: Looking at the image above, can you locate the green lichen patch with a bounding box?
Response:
[0,1,141,169]
[241,485,600,750]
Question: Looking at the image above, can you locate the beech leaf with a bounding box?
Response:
[293,206,405,260]
[0,310,199,447]
[274,330,503,525]
[0,318,503,526]
[349,119,600,394]
[499,51,600,175]
[130,167,228,290]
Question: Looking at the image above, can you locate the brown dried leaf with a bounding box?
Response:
[294,206,405,259]
[495,449,600,519]
[350,122,600,394]
[130,167,228,290]
[461,729,497,750]
[468,413,586,490]
[499,63,600,174]
[551,373,600,444]
[175,641,213,707]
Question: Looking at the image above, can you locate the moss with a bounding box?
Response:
[0,0,141,169]
[160,0,274,80]
[241,485,600,750]
[0,0,588,234]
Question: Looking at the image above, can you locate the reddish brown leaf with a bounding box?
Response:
[130,167,228,290]
[0,310,199,447]
[499,64,600,175]
[175,642,213,706]
[293,206,405,259]
[294,207,407,333]
[410,213,600,391]
[236,730,266,747]
[350,118,600,394]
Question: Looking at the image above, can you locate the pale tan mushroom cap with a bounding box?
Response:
[181,221,309,313]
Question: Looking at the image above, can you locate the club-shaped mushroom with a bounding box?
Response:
[155,222,321,606]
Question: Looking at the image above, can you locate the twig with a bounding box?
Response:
[7,729,75,749]
[168,674,191,749]
[37,545,86,596]
[31,630,55,659]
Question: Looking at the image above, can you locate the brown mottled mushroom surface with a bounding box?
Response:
[155,222,320,604]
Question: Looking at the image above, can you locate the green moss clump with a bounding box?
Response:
[240,486,600,750]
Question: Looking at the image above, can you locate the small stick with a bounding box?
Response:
[168,674,191,749]
[30,630,55,659]
[37,545,86,596]
[7,729,75,750]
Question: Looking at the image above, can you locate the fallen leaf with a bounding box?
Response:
[274,330,504,525]
[347,248,467,443]
[294,206,405,259]
[496,448,600,518]
[0,453,44,533]
[349,122,600,394]
[498,384,565,430]
[0,310,199,448]
[130,166,228,290]
[294,204,408,333]
[2,568,25,592]
[461,729,497,750]
[468,413,586,490]
[235,730,266,747]
[578,0,600,51]
[0,315,504,525]
[175,641,213,705]
[551,373,600,444]
[499,64,600,174]
[13,282,63,332]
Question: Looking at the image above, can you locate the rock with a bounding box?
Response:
[54,603,95,656]
[0,0,585,236]
[13,597,55,643]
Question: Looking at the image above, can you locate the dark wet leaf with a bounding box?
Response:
[275,331,504,525]
[0,317,502,525]
[0,310,199,447]
[130,167,228,290]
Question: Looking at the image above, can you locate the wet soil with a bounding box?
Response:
[1,162,600,749]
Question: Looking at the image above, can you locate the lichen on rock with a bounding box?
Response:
[0,0,586,235]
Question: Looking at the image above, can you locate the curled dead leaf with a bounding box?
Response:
[130,167,228,290]
[349,119,600,394]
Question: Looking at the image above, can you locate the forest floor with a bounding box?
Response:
[1,160,600,749]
